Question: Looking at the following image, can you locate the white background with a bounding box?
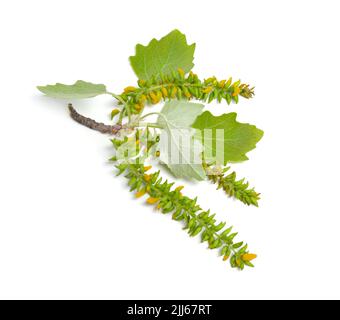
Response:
[1,0,340,300]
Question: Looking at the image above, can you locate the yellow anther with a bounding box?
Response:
[161,87,168,97]
[143,165,152,172]
[135,190,146,198]
[175,186,184,192]
[146,197,159,204]
[202,86,213,94]
[134,104,142,112]
[223,255,229,261]
[149,91,161,104]
[143,174,151,182]
[149,91,157,101]
[184,89,191,98]
[139,94,147,102]
[178,68,185,78]
[241,253,257,261]
[219,80,226,88]
[232,87,241,97]
[138,79,146,87]
[124,86,137,93]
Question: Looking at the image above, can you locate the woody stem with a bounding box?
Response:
[68,103,122,135]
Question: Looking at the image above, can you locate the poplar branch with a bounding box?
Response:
[68,103,122,134]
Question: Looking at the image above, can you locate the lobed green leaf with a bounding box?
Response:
[192,111,263,165]
[129,29,195,81]
[37,80,107,99]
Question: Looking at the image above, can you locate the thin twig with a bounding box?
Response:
[68,104,122,134]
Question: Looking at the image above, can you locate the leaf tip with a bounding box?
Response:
[36,85,47,94]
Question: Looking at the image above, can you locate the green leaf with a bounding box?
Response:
[129,29,196,80]
[157,100,204,129]
[37,80,107,99]
[157,101,206,180]
[192,111,263,165]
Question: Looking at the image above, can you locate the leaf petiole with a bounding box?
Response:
[139,111,162,120]
[137,122,163,129]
